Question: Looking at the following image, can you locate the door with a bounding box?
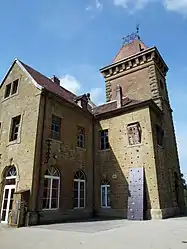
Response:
[1,185,15,223]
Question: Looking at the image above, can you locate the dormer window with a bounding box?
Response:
[4,79,19,99]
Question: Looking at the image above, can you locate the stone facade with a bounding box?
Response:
[0,38,185,226]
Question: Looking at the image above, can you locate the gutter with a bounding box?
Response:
[37,90,47,225]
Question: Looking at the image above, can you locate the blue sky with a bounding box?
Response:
[0,0,187,179]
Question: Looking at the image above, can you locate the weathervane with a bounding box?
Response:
[122,25,140,45]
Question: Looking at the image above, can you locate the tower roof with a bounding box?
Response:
[113,39,148,63]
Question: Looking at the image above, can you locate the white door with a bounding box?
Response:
[1,185,15,223]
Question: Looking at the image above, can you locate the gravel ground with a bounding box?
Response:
[0,218,187,249]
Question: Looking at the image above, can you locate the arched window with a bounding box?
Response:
[5,166,17,185]
[1,166,17,223]
[74,171,85,208]
[101,180,111,208]
[42,167,60,210]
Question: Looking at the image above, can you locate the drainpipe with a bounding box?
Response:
[36,90,47,225]
[92,117,96,218]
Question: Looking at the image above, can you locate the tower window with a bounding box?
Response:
[127,122,141,145]
[156,125,164,147]
[160,80,164,90]
[99,129,109,150]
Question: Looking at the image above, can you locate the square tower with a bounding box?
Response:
[99,34,185,218]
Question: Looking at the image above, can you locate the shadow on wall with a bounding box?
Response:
[94,122,150,220]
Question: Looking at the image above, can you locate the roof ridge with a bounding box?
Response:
[18,60,76,97]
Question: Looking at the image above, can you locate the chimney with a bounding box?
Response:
[51,75,60,85]
[116,85,122,108]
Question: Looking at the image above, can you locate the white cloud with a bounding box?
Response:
[60,75,81,94]
[164,0,187,14]
[113,0,151,11]
[60,74,105,105]
[90,87,105,105]
[85,6,93,11]
[85,0,103,13]
[96,0,103,11]
[113,0,187,15]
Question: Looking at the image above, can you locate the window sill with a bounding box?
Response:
[7,139,21,147]
[2,92,19,102]
[127,143,143,148]
[98,148,110,152]
[73,207,85,210]
[157,144,164,149]
[49,138,62,143]
[42,208,59,211]
[76,147,86,151]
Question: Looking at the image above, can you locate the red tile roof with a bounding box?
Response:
[93,97,140,115]
[19,60,76,104]
[113,39,148,63]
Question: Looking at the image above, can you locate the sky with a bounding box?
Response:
[0,0,187,179]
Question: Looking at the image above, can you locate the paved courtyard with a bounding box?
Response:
[1,218,187,249]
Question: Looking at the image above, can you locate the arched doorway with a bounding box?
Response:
[1,166,17,223]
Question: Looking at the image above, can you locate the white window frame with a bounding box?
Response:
[101,184,111,208]
[100,129,109,150]
[43,170,60,210]
[74,179,85,209]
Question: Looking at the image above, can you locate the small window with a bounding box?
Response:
[9,115,21,141]
[51,115,61,140]
[100,129,109,150]
[4,84,11,98]
[101,181,111,208]
[127,122,141,145]
[156,125,164,147]
[77,126,85,148]
[12,79,19,95]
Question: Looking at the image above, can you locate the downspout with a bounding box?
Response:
[92,117,96,217]
[37,90,47,225]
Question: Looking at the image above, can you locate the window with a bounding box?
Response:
[12,79,19,95]
[156,125,164,147]
[160,80,164,90]
[127,122,141,145]
[4,84,11,98]
[74,171,85,208]
[51,115,61,140]
[100,129,109,150]
[101,181,111,208]
[4,79,19,99]
[42,167,60,210]
[9,115,21,141]
[77,126,85,148]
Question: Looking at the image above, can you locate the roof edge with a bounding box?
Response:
[100,46,168,73]
[95,99,162,119]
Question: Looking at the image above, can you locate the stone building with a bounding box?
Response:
[0,35,185,226]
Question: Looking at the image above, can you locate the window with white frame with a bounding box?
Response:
[42,167,60,210]
[74,171,85,208]
[99,129,109,150]
[101,180,111,208]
